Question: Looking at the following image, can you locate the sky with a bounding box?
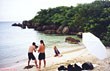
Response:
[0,0,95,21]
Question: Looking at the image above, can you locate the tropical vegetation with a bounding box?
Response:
[27,0,110,46]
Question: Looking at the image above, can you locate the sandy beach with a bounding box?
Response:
[3,43,110,71]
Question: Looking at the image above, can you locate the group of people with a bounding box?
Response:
[27,40,62,69]
[28,40,46,69]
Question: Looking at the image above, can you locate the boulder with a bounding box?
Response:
[39,25,58,31]
[12,23,18,26]
[42,25,48,31]
[12,23,26,29]
[65,37,80,44]
[56,25,64,34]
[50,25,58,30]
[77,32,82,38]
[12,23,22,27]
[62,26,69,34]
[44,30,56,34]
[35,26,43,31]
[22,20,28,26]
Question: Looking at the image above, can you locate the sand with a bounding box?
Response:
[4,44,110,71]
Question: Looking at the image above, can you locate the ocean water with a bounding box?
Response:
[0,22,78,68]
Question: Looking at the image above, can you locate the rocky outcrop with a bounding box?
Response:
[12,23,26,29]
[12,20,82,35]
[12,23,21,26]
[65,37,80,44]
[44,30,56,34]
[62,26,69,34]
[43,25,70,34]
[12,23,17,26]
[23,20,36,28]
[42,25,57,31]
[56,25,64,34]
[77,32,82,38]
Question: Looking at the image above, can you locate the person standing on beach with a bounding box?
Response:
[38,40,46,69]
[28,42,38,68]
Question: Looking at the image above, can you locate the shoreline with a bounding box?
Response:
[1,44,110,71]
[6,45,85,70]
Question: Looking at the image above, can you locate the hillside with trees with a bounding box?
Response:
[21,0,110,46]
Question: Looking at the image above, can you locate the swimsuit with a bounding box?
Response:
[38,53,45,60]
[28,53,36,60]
[55,50,60,55]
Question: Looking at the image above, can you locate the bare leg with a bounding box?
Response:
[39,60,41,69]
[44,59,46,67]
[34,60,38,68]
[28,60,30,66]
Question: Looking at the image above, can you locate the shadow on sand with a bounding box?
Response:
[24,65,35,69]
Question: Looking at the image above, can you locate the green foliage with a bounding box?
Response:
[30,0,110,46]
[102,25,110,46]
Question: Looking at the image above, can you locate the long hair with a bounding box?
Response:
[40,40,45,46]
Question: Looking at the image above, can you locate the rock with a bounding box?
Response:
[44,30,56,34]
[22,20,38,29]
[42,25,48,30]
[65,37,80,44]
[22,20,28,26]
[12,23,22,27]
[56,25,64,34]
[77,32,82,38]
[50,25,58,30]
[35,26,43,31]
[62,26,69,34]
[12,23,17,26]
[35,25,58,32]
[12,23,26,29]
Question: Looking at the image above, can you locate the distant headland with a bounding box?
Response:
[12,1,110,46]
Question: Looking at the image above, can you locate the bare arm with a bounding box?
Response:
[34,49,36,52]
[38,45,42,53]
[38,47,40,53]
[33,46,36,52]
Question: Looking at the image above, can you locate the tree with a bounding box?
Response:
[28,0,110,46]
[102,25,110,46]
